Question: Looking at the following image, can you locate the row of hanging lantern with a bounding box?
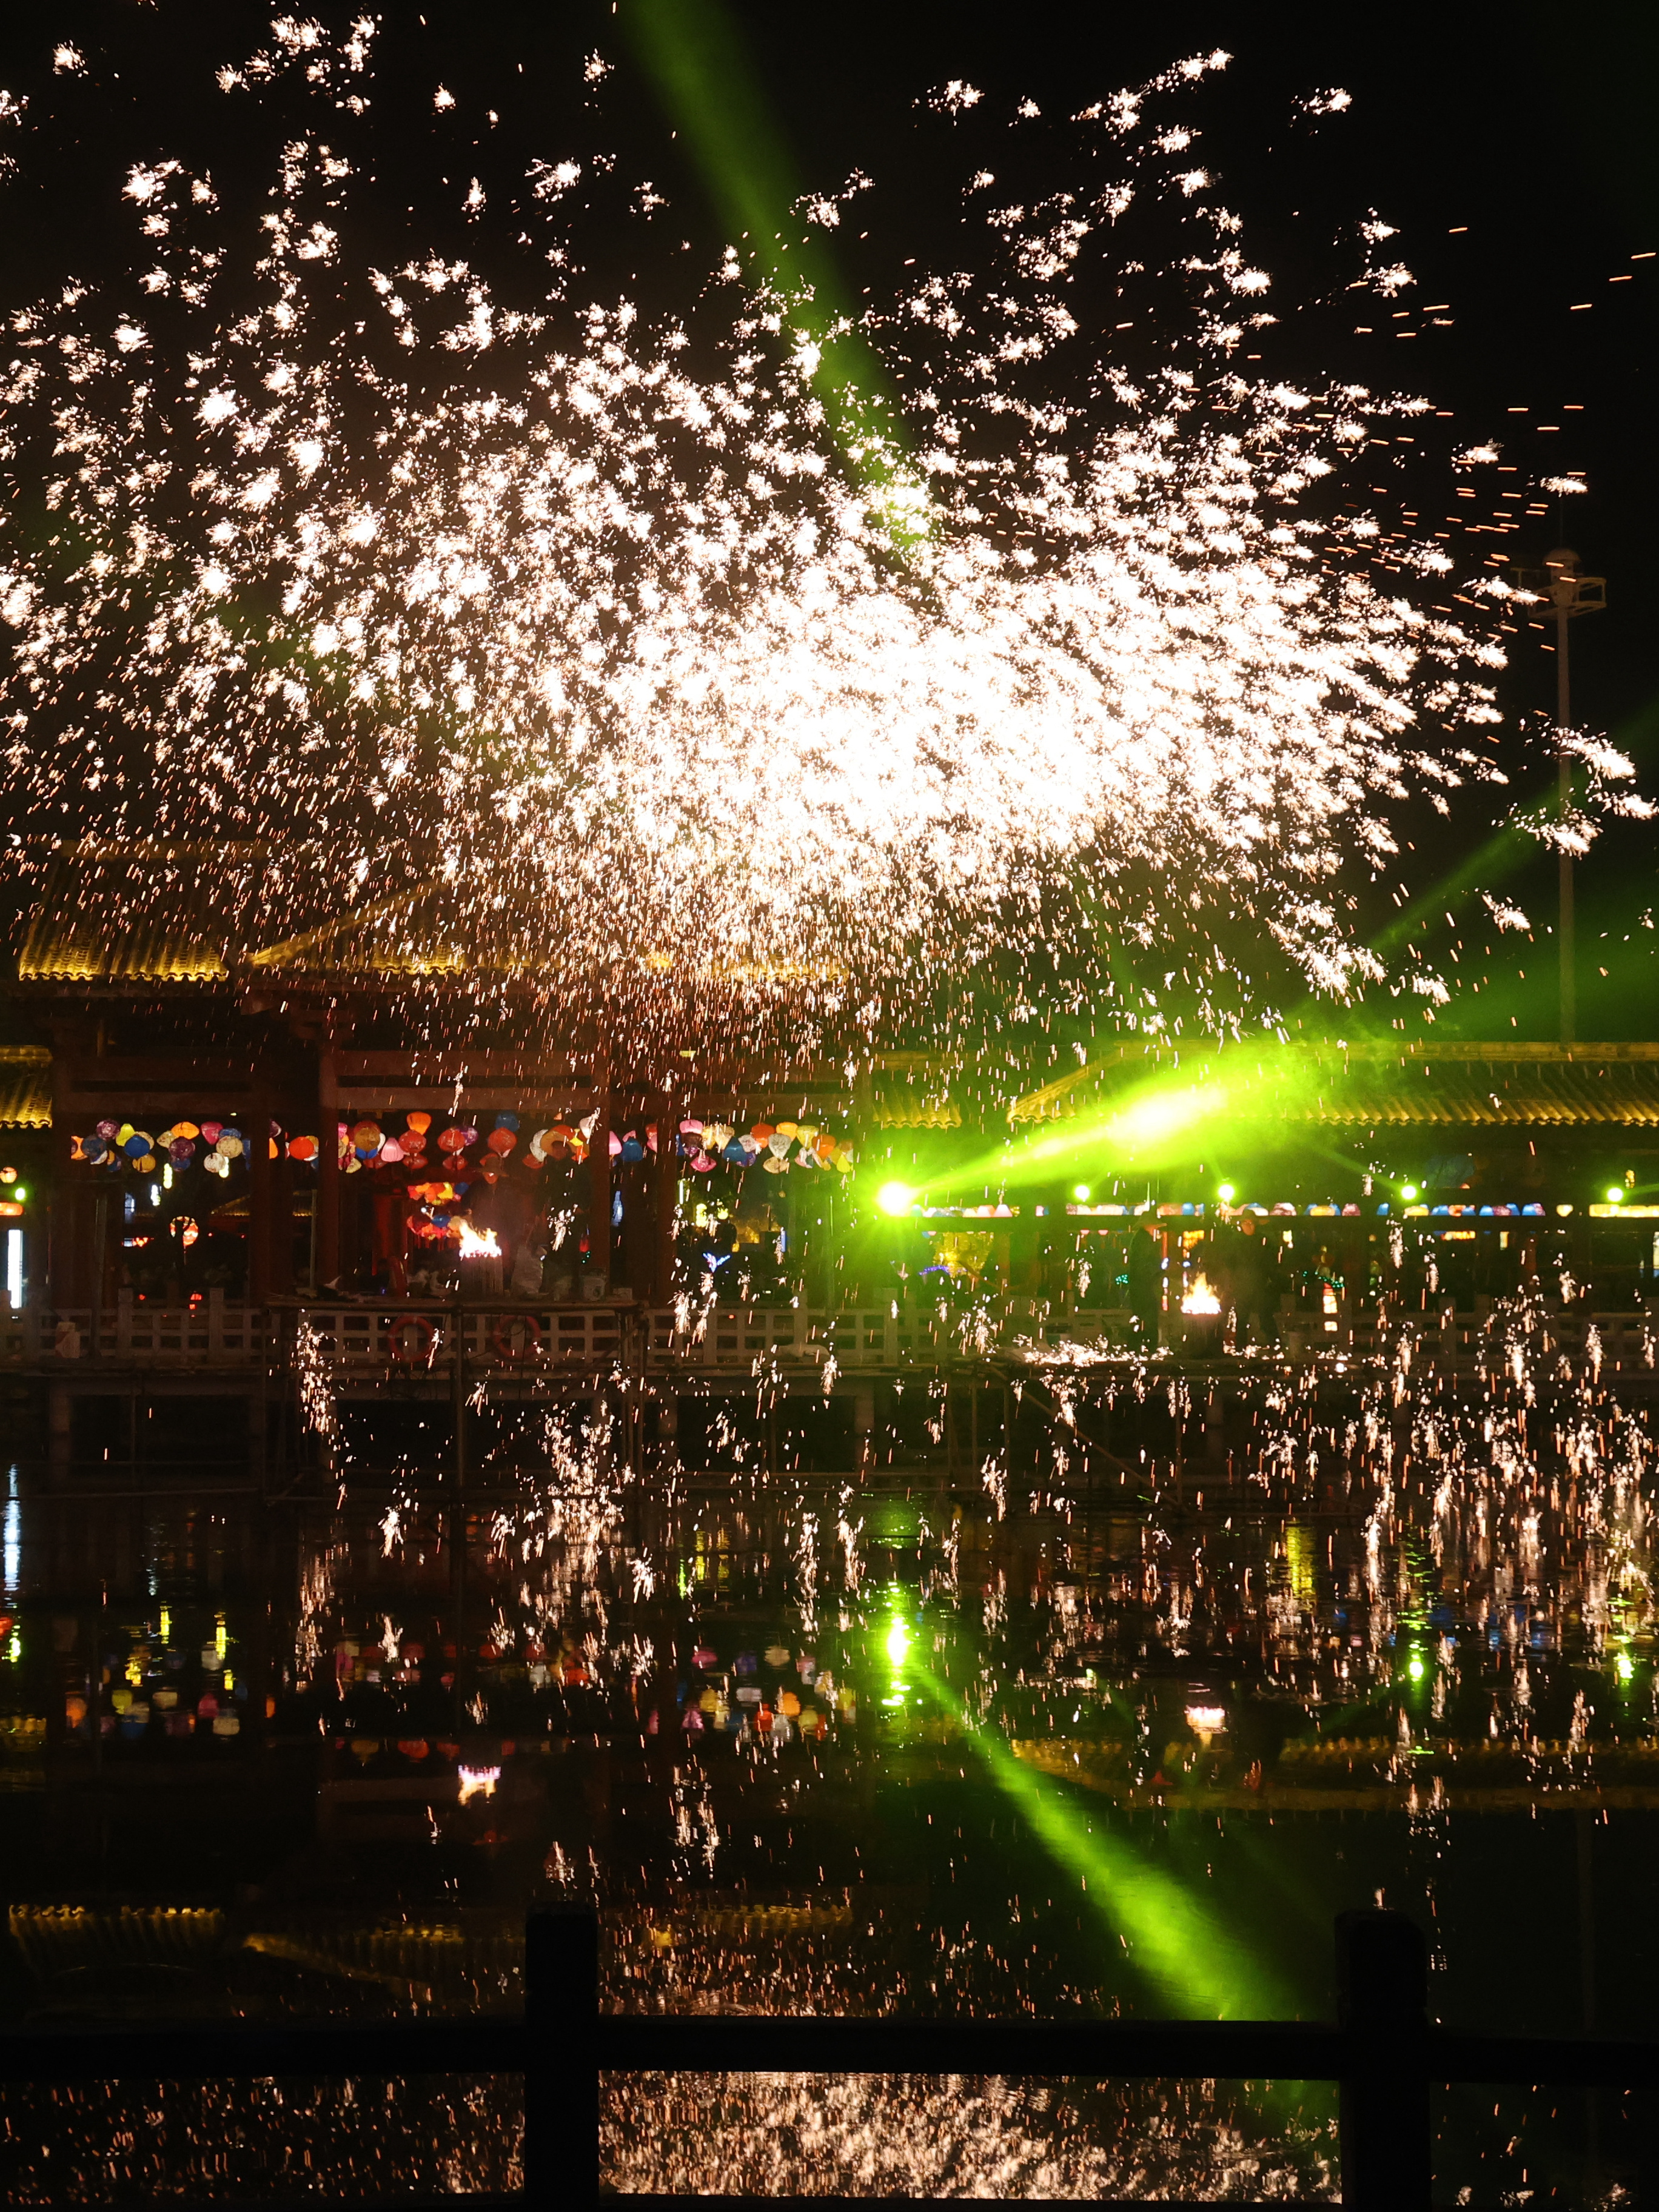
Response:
[676,1118,855,1176]
[69,1118,307,1176]
[72,1108,856,1184]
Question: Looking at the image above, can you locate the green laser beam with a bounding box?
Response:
[619,0,930,551]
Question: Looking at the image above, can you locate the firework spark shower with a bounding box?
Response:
[0,18,1644,1043]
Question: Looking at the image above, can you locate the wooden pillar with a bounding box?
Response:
[268,1150,295,1295]
[247,1071,273,1304]
[316,1045,340,1290]
[49,1025,92,1309]
[651,1091,679,1309]
[588,1065,612,1293]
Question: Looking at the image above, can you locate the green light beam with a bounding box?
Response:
[619,0,930,551]
[882,1615,1296,2018]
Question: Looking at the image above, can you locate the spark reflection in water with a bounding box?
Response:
[1,1295,1656,2199]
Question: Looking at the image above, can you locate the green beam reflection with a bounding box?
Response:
[876,1594,1296,2019]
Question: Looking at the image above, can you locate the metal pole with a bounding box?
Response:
[1336,1908,1432,2211]
[1557,600,1575,1045]
[523,1907,600,2210]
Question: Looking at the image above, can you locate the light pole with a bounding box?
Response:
[1540,547,1606,1044]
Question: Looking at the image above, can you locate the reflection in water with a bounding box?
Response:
[4,1465,18,1600]
[1,1293,1656,2200]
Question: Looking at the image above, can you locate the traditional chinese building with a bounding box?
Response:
[4,839,1658,1484]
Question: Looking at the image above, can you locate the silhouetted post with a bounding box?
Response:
[450,1298,468,1724]
[524,1906,599,2209]
[1337,1909,1431,2211]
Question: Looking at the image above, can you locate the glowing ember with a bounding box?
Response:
[1181,1275,1222,1316]
[456,1765,500,1805]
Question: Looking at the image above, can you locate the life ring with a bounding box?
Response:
[387,1315,437,1366]
[492,1312,543,1362]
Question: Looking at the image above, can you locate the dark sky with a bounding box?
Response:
[1,2,1654,1039]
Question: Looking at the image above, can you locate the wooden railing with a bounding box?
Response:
[4,1293,1654,1379]
[0,1908,1654,2208]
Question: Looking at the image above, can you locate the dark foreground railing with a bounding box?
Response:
[1,1909,1655,2210]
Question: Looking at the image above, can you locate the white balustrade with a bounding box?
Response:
[2,1299,1652,1380]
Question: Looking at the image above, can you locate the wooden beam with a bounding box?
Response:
[336,1087,597,1116]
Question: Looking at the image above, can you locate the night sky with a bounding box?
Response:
[1,2,1655,1041]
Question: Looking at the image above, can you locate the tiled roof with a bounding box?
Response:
[1305,1057,1659,1127]
[870,1050,963,1130]
[17,842,261,984]
[0,1047,50,1128]
[1009,1043,1659,1129]
[20,848,660,984]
